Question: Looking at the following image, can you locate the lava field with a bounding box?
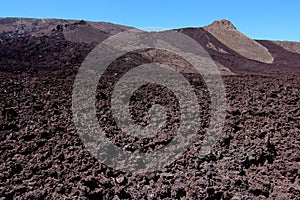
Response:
[0,19,300,199]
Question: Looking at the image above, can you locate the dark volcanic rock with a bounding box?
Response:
[0,18,300,199]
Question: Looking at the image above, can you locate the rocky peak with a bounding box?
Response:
[208,19,237,30]
[204,19,274,63]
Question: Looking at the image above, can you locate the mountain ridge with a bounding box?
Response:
[0,17,300,76]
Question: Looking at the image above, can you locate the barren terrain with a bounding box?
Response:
[0,18,299,199]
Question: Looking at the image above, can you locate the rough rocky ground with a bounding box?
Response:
[0,19,300,199]
[1,72,299,199]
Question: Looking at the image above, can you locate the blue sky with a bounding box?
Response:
[1,1,299,41]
